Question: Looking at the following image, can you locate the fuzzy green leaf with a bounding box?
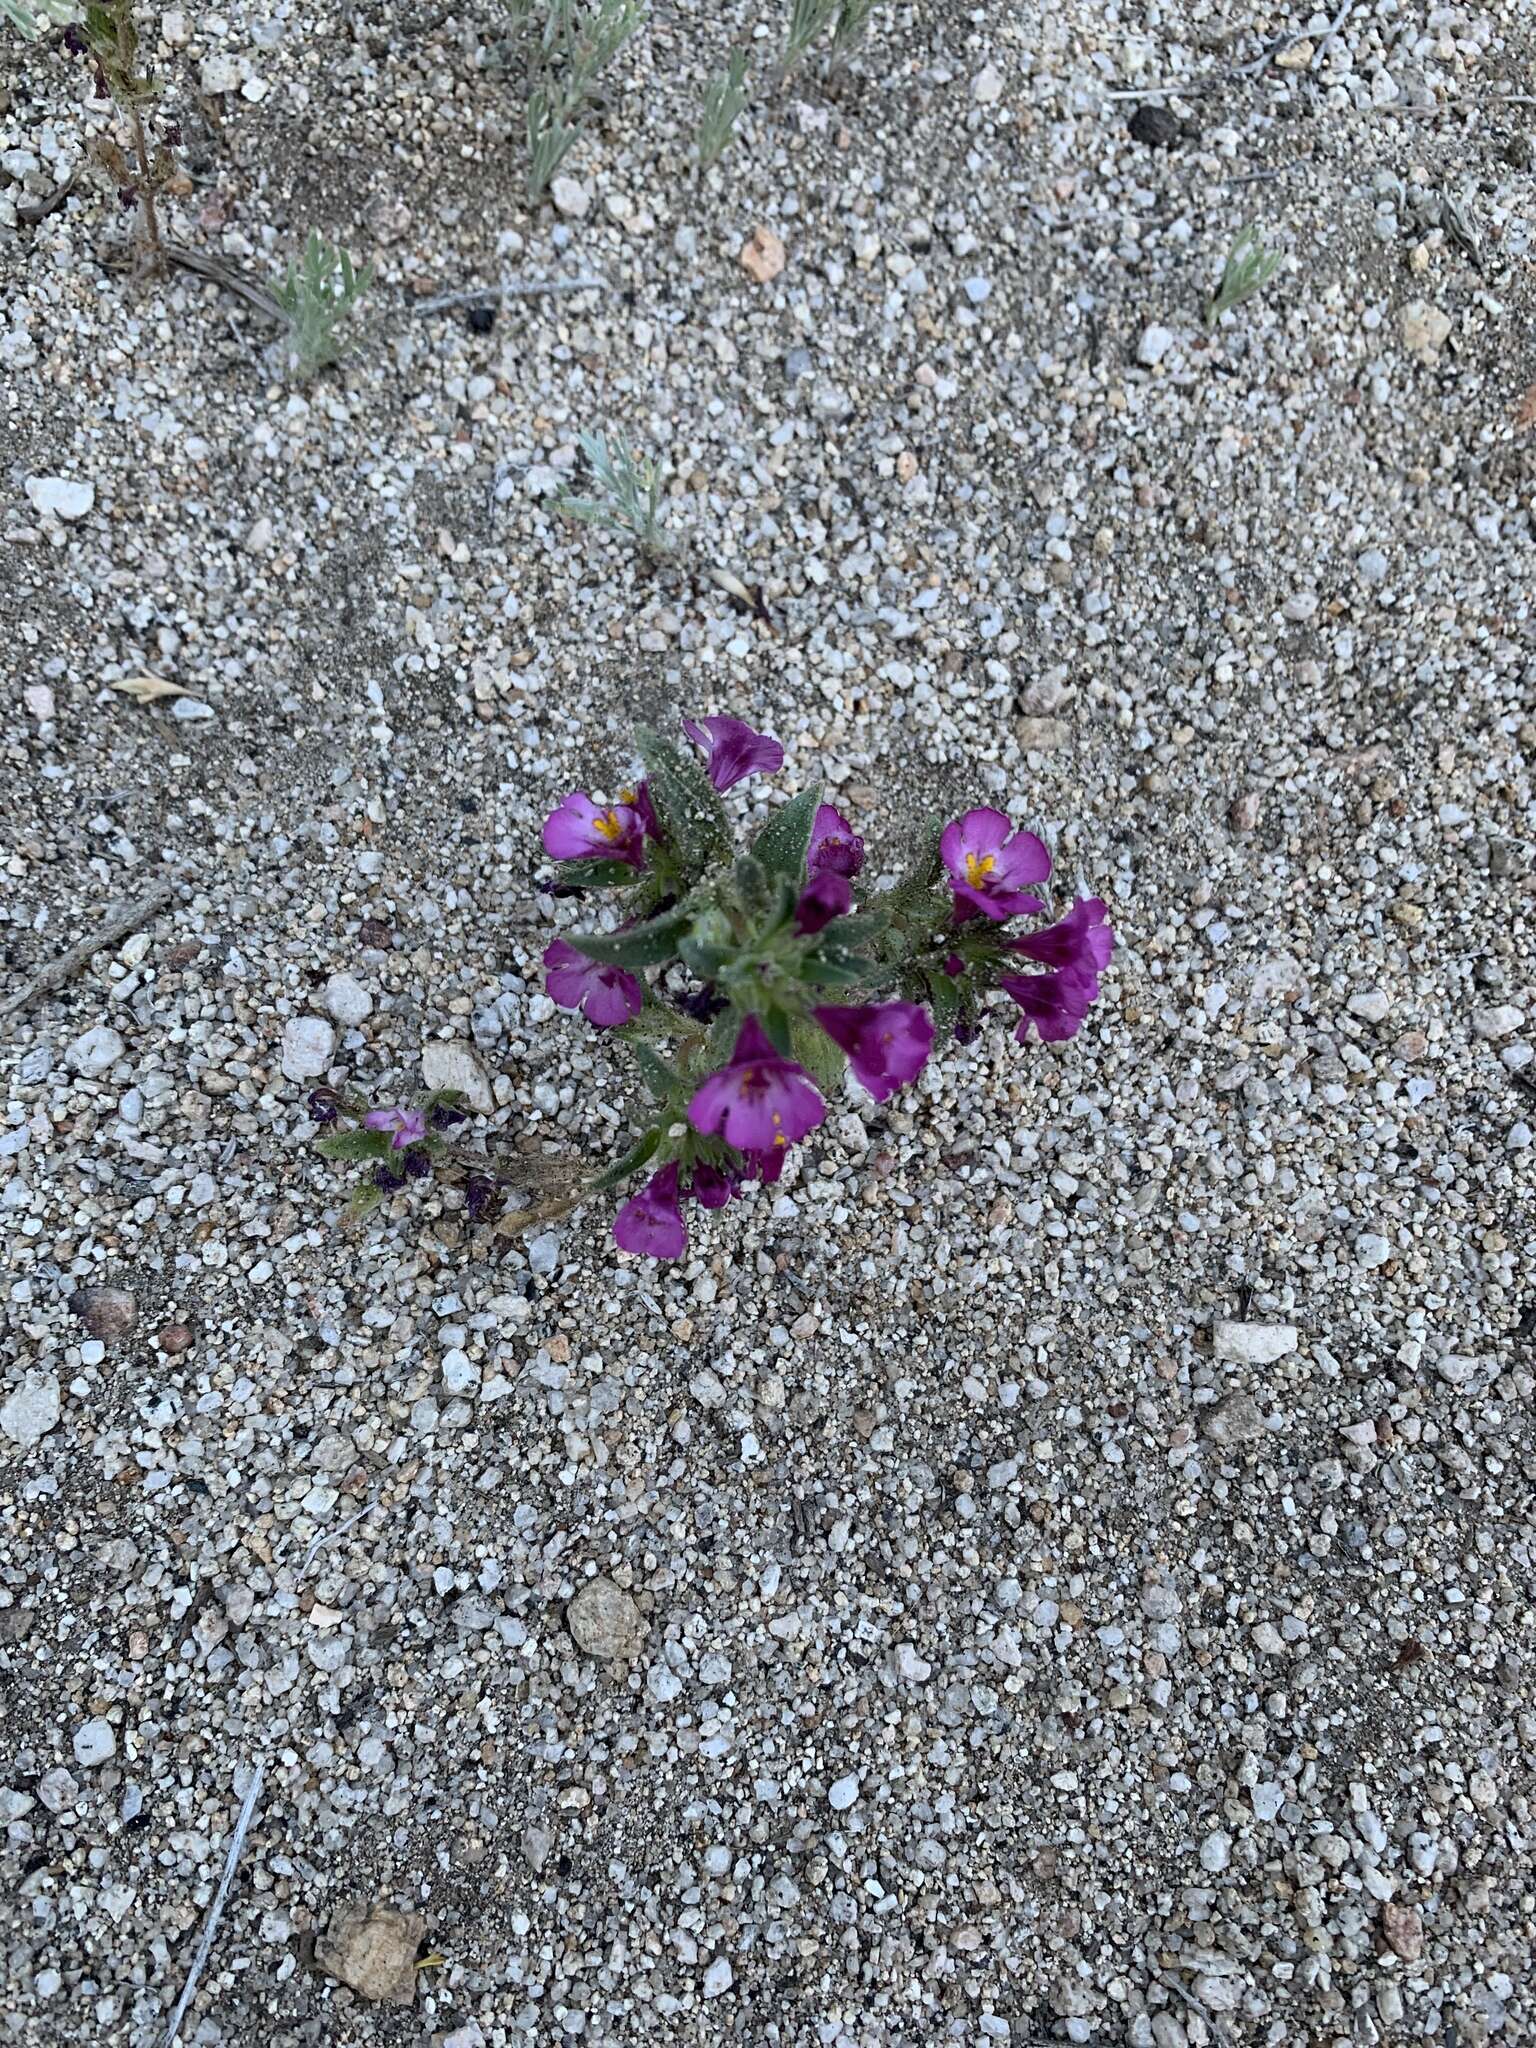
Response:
[552,857,643,890]
[595,1127,661,1190]
[569,905,692,968]
[750,787,820,881]
[637,724,731,875]
[789,1014,847,1097]
[316,1128,391,1162]
[633,1044,683,1103]
[343,1180,386,1223]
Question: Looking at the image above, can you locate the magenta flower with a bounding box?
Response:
[631,780,662,841]
[542,792,645,867]
[1010,897,1115,980]
[690,1162,737,1209]
[364,1105,428,1150]
[681,715,784,793]
[687,1015,825,1156]
[813,1001,935,1103]
[1000,967,1099,1044]
[794,871,851,935]
[808,804,865,879]
[613,1161,687,1258]
[940,807,1050,921]
[543,938,643,1028]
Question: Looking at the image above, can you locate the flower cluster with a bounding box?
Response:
[542,716,1115,1259]
[307,1086,496,1223]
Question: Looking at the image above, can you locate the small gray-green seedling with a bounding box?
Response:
[273,231,374,377]
[517,0,642,200]
[1207,223,1283,326]
[829,0,874,62]
[555,430,670,556]
[2,0,77,36]
[781,0,837,73]
[695,48,751,172]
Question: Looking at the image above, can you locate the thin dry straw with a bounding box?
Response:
[162,1760,266,2048]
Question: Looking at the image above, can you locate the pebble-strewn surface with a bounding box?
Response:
[3,1,1535,2043]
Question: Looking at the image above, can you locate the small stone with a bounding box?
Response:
[1137,324,1175,367]
[1380,1901,1424,1962]
[65,1025,125,1078]
[25,475,94,522]
[702,1957,734,1998]
[1355,1233,1392,1268]
[1128,103,1179,147]
[1251,1782,1285,1822]
[971,62,1003,103]
[1400,299,1452,362]
[68,1287,137,1344]
[324,972,373,1027]
[1202,1393,1266,1447]
[1,1373,61,1447]
[157,1324,193,1355]
[1357,549,1389,585]
[1348,990,1391,1024]
[828,1772,860,1811]
[73,1718,116,1767]
[244,517,273,554]
[1199,1832,1232,1873]
[1212,1321,1298,1365]
[1473,1005,1523,1041]
[280,1015,335,1083]
[527,1233,560,1277]
[567,1577,646,1661]
[1228,791,1261,832]
[420,1040,492,1112]
[1282,590,1318,621]
[550,175,590,218]
[315,1901,424,2005]
[739,227,786,284]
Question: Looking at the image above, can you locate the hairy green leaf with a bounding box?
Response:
[750,787,820,881]
[316,1128,392,1162]
[569,904,691,968]
[789,1014,846,1097]
[595,1126,660,1190]
[343,1180,386,1223]
[636,724,731,875]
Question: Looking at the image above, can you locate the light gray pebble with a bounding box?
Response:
[25,475,94,522]
[829,1772,861,1810]
[324,972,373,1026]
[1213,1321,1298,1365]
[72,1718,116,1767]
[1,1372,61,1447]
[280,1015,335,1082]
[65,1025,124,1078]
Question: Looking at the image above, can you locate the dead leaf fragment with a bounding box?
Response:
[111,674,194,707]
[739,227,786,284]
[1514,381,1536,432]
[315,1901,424,2005]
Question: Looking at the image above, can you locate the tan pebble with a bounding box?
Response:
[739,227,786,284]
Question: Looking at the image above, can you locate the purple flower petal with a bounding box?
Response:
[681,715,784,793]
[812,1001,934,1103]
[940,807,1051,921]
[613,1161,687,1258]
[1000,966,1099,1043]
[689,1162,737,1209]
[544,937,644,1028]
[542,792,645,867]
[794,871,851,935]
[363,1105,429,1150]
[687,1014,825,1155]
[1010,897,1115,978]
[807,803,865,879]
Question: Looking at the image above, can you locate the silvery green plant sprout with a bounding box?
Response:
[540,715,1116,1259]
[307,1086,497,1225]
[829,0,874,61]
[1207,223,1283,326]
[518,0,642,200]
[695,47,751,172]
[780,0,838,73]
[555,430,670,555]
[2,0,77,38]
[273,231,374,379]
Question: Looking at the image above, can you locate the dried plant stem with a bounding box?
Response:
[1,878,175,1024]
[161,1761,265,2048]
[118,12,163,274]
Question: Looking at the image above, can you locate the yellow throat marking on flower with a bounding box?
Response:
[593,808,625,842]
[964,851,996,888]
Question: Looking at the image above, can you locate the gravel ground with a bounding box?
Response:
[4,2,1536,2044]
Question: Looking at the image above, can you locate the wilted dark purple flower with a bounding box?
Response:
[373,1164,406,1192]
[465,1174,497,1220]
[794,871,851,935]
[807,804,865,879]
[308,1088,339,1126]
[404,1148,432,1180]
[430,1103,467,1130]
[676,985,727,1024]
[690,1162,737,1209]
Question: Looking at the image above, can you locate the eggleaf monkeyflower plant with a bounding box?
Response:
[541,716,1115,1259]
[307,1086,494,1226]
